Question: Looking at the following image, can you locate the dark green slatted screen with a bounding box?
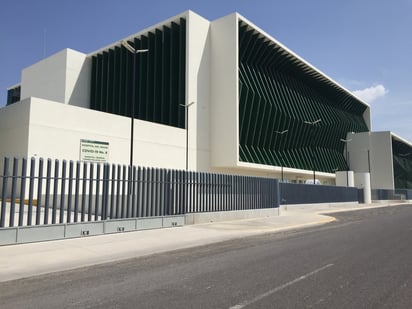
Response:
[6,86,21,106]
[238,21,369,173]
[90,18,186,128]
[392,139,412,189]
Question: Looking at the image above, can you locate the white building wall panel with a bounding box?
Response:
[0,99,30,158]
[370,132,394,189]
[21,49,90,108]
[186,11,211,171]
[210,13,239,169]
[348,131,395,189]
[21,50,68,104]
[25,98,186,169]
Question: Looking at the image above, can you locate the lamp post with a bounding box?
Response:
[121,40,148,170]
[275,130,288,181]
[340,138,352,186]
[180,101,195,171]
[304,119,321,184]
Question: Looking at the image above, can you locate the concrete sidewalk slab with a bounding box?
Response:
[0,213,333,282]
[0,202,405,283]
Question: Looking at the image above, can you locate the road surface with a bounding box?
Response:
[1,204,412,308]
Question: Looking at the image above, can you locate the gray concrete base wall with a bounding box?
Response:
[0,215,185,246]
[280,202,359,213]
[185,208,279,225]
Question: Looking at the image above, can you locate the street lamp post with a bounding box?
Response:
[304,119,321,184]
[340,138,352,187]
[121,40,148,170]
[180,101,195,171]
[275,130,288,182]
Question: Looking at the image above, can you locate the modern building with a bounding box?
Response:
[2,10,412,190]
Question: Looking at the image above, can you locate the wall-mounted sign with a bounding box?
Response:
[80,139,109,162]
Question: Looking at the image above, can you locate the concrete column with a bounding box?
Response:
[355,172,372,204]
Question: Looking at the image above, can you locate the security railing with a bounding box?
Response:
[0,157,279,228]
[371,189,412,201]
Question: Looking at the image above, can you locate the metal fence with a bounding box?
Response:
[0,157,279,228]
[280,182,359,205]
[372,189,412,201]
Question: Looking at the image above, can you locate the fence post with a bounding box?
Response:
[167,170,173,216]
[101,163,109,220]
[274,179,280,209]
[27,157,36,226]
[127,165,132,218]
[73,161,80,223]
[36,158,44,225]
[0,157,10,228]
[109,164,116,219]
[131,166,137,217]
[9,157,19,227]
[136,166,142,217]
[52,159,59,224]
[121,165,127,218]
[67,161,74,224]
[43,158,52,224]
[88,163,94,221]
[19,158,27,226]
[115,164,121,219]
[94,164,101,221]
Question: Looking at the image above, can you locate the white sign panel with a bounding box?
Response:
[80,139,109,162]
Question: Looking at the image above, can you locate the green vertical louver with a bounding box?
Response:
[90,18,186,128]
[392,139,412,189]
[238,21,369,173]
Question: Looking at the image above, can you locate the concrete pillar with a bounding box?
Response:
[355,172,372,204]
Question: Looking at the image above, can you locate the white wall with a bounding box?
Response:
[347,132,371,174]
[21,49,90,108]
[24,98,186,169]
[21,50,67,103]
[66,51,91,108]
[186,11,211,171]
[335,171,355,187]
[348,131,394,189]
[210,13,239,168]
[0,99,30,159]
[370,132,394,189]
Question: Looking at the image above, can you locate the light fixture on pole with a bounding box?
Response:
[275,129,288,181]
[340,138,352,186]
[180,101,195,171]
[304,119,321,184]
[120,40,148,170]
[304,119,321,125]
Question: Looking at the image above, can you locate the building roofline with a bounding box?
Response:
[391,131,412,148]
[235,13,370,109]
[7,83,21,90]
[88,10,193,57]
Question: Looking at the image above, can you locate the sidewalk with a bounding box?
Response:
[0,202,399,283]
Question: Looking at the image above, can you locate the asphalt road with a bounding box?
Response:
[1,205,412,308]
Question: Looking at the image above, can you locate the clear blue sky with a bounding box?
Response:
[1,0,411,141]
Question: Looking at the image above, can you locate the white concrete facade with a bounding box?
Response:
[210,13,239,170]
[2,98,186,170]
[347,131,395,190]
[1,10,410,190]
[21,49,91,108]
